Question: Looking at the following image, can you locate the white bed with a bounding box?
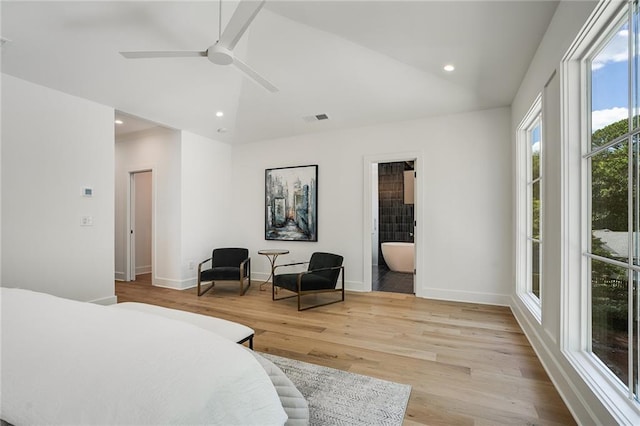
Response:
[0,287,290,425]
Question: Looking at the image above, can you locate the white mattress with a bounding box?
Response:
[112,301,254,343]
[0,288,287,425]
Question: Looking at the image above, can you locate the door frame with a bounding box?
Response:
[126,169,154,282]
[362,152,423,296]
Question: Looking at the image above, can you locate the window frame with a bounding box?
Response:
[517,94,543,321]
[561,0,640,422]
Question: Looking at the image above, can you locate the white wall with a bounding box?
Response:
[115,128,232,289]
[115,127,181,287]
[1,74,115,303]
[179,131,234,287]
[1,73,3,284]
[134,171,152,275]
[232,107,512,304]
[509,1,615,424]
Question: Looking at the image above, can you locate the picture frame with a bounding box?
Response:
[265,165,318,241]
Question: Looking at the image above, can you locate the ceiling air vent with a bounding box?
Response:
[302,113,330,123]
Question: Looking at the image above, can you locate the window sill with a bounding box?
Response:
[517,291,541,323]
[563,350,640,424]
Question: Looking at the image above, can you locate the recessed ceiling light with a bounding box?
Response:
[443,64,455,72]
[115,119,124,125]
[216,111,224,117]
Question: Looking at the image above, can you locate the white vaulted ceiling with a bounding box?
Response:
[1,1,560,144]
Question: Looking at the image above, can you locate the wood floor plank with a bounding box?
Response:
[116,276,576,425]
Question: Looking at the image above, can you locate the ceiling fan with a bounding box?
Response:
[120,0,278,93]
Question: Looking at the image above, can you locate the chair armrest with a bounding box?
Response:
[240,257,251,277]
[273,261,309,273]
[198,257,212,274]
[304,265,344,274]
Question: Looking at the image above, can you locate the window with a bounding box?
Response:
[517,96,543,316]
[586,4,637,398]
[529,117,542,300]
[564,1,640,418]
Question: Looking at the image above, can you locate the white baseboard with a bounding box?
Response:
[421,287,510,306]
[345,280,366,292]
[154,276,197,290]
[90,295,118,305]
[136,265,152,275]
[510,295,596,425]
[115,268,151,281]
[251,272,272,283]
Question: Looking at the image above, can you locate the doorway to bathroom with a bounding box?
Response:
[363,152,421,296]
[372,161,415,294]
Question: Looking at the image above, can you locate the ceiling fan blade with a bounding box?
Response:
[120,51,207,59]
[218,0,265,50]
[233,57,278,93]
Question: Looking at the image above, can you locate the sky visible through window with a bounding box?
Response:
[531,123,541,153]
[592,25,630,131]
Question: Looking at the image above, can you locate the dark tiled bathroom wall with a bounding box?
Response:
[378,162,414,266]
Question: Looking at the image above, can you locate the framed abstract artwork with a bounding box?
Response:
[265,165,318,241]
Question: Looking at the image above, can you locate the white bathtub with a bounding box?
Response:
[381,242,414,273]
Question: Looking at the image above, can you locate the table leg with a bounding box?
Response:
[259,254,279,291]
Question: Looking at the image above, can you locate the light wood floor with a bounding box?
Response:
[117,275,575,425]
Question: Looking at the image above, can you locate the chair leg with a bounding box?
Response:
[297,272,345,310]
[238,264,251,295]
[239,277,250,296]
[298,297,344,311]
[197,277,214,297]
[297,267,345,310]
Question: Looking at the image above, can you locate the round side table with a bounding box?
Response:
[258,249,289,291]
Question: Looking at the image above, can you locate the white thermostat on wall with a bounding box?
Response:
[82,187,93,197]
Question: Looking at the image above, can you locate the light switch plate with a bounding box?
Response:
[81,216,93,226]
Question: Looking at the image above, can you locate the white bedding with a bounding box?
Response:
[0,288,288,425]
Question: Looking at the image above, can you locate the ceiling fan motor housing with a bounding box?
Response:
[208,44,234,65]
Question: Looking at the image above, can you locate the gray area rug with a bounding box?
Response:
[261,353,411,426]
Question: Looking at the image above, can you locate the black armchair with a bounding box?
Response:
[197,248,251,297]
[272,252,344,311]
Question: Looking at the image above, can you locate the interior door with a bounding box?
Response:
[128,170,152,281]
